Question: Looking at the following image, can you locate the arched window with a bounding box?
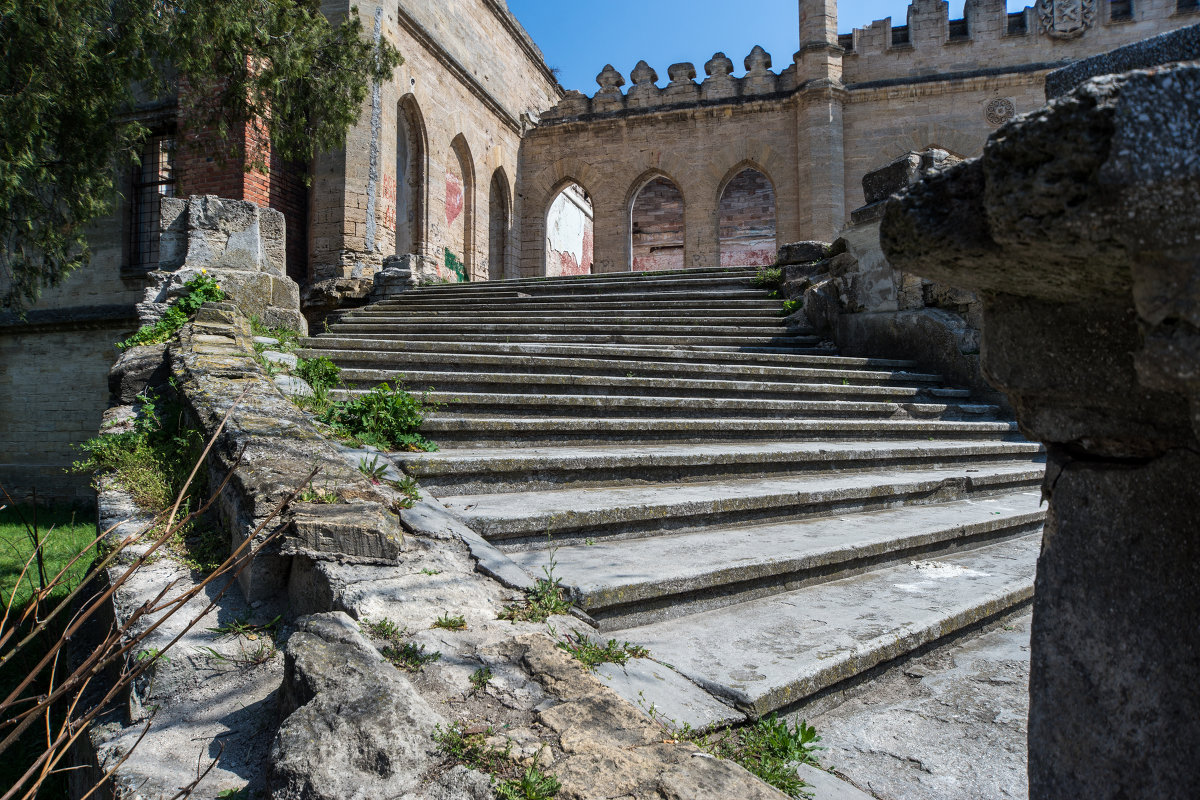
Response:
[488,170,510,281]
[718,167,776,267]
[630,176,684,272]
[545,181,594,277]
[394,96,426,256]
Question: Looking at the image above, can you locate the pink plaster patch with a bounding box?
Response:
[445,171,464,226]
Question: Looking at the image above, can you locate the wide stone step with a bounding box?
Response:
[442,460,1044,545]
[422,415,1022,447]
[327,320,813,338]
[508,491,1045,630]
[607,532,1041,722]
[379,390,999,422]
[298,344,935,384]
[321,329,822,348]
[368,300,785,314]
[339,312,796,329]
[396,440,1044,495]
[403,274,764,298]
[411,266,763,290]
[337,367,968,402]
[384,288,773,305]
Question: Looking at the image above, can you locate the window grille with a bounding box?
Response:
[130,135,176,271]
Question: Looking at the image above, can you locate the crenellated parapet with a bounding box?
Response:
[540,45,798,122]
[837,0,1198,86]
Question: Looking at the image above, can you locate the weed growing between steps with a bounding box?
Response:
[118,273,227,349]
[433,612,467,631]
[362,617,442,671]
[555,631,648,669]
[644,699,823,799]
[781,298,803,316]
[498,554,572,623]
[249,316,301,352]
[433,721,561,800]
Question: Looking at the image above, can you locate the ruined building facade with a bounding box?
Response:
[2,0,1197,502]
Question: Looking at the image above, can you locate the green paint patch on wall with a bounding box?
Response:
[445,249,466,282]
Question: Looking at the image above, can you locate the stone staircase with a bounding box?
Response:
[300,266,1045,728]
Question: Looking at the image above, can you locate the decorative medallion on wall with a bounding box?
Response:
[986,97,1017,126]
[1036,0,1096,39]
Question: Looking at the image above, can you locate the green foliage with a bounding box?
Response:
[361,616,441,671]
[752,266,783,290]
[357,454,389,483]
[249,317,302,353]
[208,614,281,640]
[361,617,402,640]
[391,475,421,510]
[295,355,342,397]
[317,382,438,452]
[0,0,402,310]
[170,520,228,572]
[704,715,822,797]
[72,390,206,511]
[494,762,561,800]
[0,505,96,609]
[556,631,649,669]
[433,721,511,775]
[118,273,227,349]
[432,613,467,631]
[781,298,803,315]
[469,666,493,693]
[216,789,251,800]
[498,554,572,623]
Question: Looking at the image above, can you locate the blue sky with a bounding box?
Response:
[508,1,1029,92]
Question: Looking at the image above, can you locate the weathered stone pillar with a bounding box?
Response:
[795,0,846,241]
[881,64,1200,799]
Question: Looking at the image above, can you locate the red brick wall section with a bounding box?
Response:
[176,80,308,283]
[631,177,685,272]
[719,169,777,267]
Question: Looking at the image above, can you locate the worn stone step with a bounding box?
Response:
[422,415,1022,447]
[298,344,935,384]
[607,532,1041,722]
[369,300,785,314]
[408,266,763,290]
[340,312,800,329]
[336,367,970,402]
[321,330,822,348]
[327,320,814,338]
[368,390,999,422]
[508,491,1045,631]
[386,288,773,305]
[442,460,1044,545]
[404,274,766,298]
[395,440,1044,495]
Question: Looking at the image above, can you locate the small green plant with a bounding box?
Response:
[362,617,403,639]
[469,666,493,694]
[556,631,649,669]
[171,521,227,572]
[216,789,251,800]
[295,481,340,504]
[382,640,442,671]
[392,475,422,509]
[136,648,170,664]
[317,382,438,452]
[498,553,572,623]
[433,721,510,774]
[420,567,442,576]
[249,317,302,353]
[200,639,277,666]
[751,266,783,290]
[295,355,342,403]
[119,272,227,349]
[494,760,561,800]
[358,454,389,483]
[780,298,803,315]
[433,613,467,631]
[209,614,281,640]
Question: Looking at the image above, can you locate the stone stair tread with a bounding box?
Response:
[511,491,1044,611]
[397,439,1044,475]
[443,461,1044,534]
[340,369,965,399]
[423,416,1020,438]
[607,532,1041,720]
[323,332,820,347]
[329,322,812,336]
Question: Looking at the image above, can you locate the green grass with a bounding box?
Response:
[0,504,96,609]
[0,504,99,798]
[556,631,649,669]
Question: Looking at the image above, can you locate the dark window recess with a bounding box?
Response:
[1179,0,1199,12]
[891,25,910,46]
[837,32,854,51]
[1110,0,1133,20]
[1007,11,1028,34]
[129,135,176,271]
[949,18,969,39]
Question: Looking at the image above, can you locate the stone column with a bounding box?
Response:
[795,0,846,241]
[881,64,1200,799]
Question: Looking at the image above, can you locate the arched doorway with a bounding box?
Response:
[545,181,594,277]
[718,167,776,267]
[488,170,510,281]
[395,96,426,256]
[444,135,474,281]
[630,176,684,272]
